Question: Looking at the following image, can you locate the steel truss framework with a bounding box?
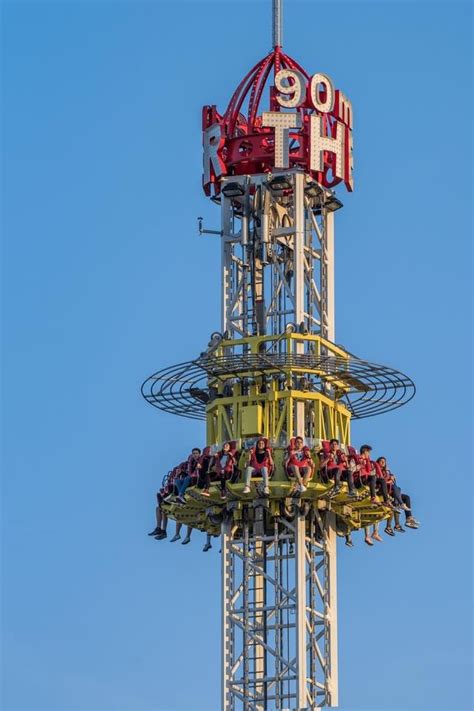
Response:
[141,164,415,710]
[222,507,338,711]
[220,171,334,341]
[219,167,340,711]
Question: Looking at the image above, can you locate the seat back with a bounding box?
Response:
[252,437,274,476]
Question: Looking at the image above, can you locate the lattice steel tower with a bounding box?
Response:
[142,2,415,709]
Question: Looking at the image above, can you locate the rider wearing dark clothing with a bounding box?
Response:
[359,445,391,505]
[319,438,356,497]
[215,442,238,499]
[197,447,214,496]
[175,448,201,503]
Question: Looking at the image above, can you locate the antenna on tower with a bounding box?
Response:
[272,0,283,48]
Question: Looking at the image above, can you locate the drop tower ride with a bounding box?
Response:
[142,2,415,709]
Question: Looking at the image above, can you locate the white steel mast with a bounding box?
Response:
[220,3,339,709]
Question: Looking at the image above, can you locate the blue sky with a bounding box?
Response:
[2,1,472,710]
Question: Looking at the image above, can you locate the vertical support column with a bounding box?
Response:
[295,513,308,710]
[253,511,266,709]
[294,172,306,435]
[221,196,233,334]
[325,210,335,342]
[325,207,338,706]
[293,172,306,328]
[325,514,339,707]
[222,520,232,711]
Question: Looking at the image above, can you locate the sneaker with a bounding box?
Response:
[401,503,411,511]
[384,527,395,537]
[170,534,181,543]
[348,489,357,498]
[201,490,210,497]
[163,495,174,503]
[364,536,374,546]
[299,484,307,493]
[394,525,405,533]
[220,491,227,500]
[405,517,419,529]
[332,485,341,495]
[148,526,161,536]
[242,486,251,494]
[263,487,270,496]
[182,537,191,545]
[345,539,354,547]
[203,543,212,552]
[155,531,167,540]
[372,532,383,542]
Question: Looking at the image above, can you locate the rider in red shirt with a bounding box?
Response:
[243,438,273,496]
[359,445,391,505]
[377,456,420,533]
[196,446,214,497]
[175,448,201,504]
[285,436,314,493]
[215,441,238,499]
[318,438,357,497]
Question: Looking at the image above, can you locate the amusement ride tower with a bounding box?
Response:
[142,2,415,709]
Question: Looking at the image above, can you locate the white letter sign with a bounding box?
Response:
[309,73,335,113]
[203,123,225,185]
[310,115,345,179]
[275,69,306,108]
[262,112,302,168]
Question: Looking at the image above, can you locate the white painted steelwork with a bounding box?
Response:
[219,170,338,344]
[220,168,339,710]
[222,506,338,710]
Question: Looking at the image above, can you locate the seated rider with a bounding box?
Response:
[197,446,214,497]
[318,438,357,498]
[359,444,391,506]
[148,476,169,540]
[285,436,314,493]
[377,456,420,533]
[163,465,182,502]
[175,448,201,503]
[243,437,273,496]
[215,441,238,499]
[376,457,409,510]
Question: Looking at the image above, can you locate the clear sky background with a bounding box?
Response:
[2,1,473,710]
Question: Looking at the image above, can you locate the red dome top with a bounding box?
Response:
[223,46,309,137]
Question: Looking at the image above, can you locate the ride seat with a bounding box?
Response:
[321,440,331,455]
[201,446,212,458]
[248,437,274,478]
[286,438,313,478]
